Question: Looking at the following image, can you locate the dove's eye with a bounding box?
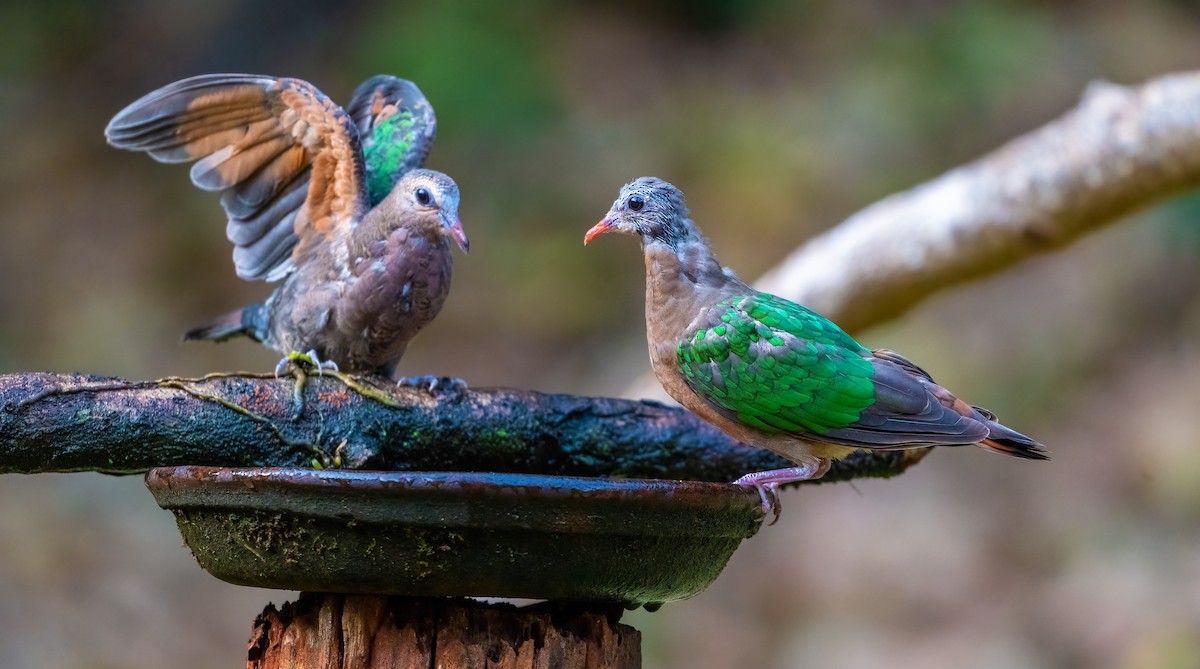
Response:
[628,195,645,212]
[415,187,433,206]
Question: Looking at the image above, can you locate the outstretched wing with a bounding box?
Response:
[345,75,437,206]
[105,74,370,281]
[676,293,988,449]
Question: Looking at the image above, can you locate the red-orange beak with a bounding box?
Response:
[584,217,613,245]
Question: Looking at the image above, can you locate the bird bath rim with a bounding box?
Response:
[145,466,765,605]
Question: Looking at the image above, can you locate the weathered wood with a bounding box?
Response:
[0,371,928,485]
[247,595,640,669]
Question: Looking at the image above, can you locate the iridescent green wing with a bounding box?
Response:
[676,293,989,448]
[676,293,876,436]
[346,76,437,206]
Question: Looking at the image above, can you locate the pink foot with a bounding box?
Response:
[733,459,830,525]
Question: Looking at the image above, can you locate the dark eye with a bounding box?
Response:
[415,187,433,206]
[627,194,645,212]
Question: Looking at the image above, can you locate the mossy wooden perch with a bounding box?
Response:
[0,370,926,483]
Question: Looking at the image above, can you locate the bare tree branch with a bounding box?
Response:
[0,371,926,483]
[757,72,1200,331]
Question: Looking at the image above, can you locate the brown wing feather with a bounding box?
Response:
[821,349,1048,459]
[105,74,369,281]
[805,352,991,450]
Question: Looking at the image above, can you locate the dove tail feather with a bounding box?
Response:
[977,419,1050,460]
[184,304,267,343]
[938,392,1048,460]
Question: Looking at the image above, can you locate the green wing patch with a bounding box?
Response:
[676,293,876,435]
[365,109,419,205]
[345,75,437,207]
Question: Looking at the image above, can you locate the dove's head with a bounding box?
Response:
[585,176,697,249]
[393,169,469,253]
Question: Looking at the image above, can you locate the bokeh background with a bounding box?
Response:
[2,1,1200,667]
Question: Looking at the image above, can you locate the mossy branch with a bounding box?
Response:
[0,371,926,483]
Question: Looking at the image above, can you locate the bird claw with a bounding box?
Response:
[732,460,831,526]
[274,351,340,421]
[396,374,468,396]
[739,481,783,526]
[275,350,339,378]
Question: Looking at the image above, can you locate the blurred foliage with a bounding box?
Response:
[2,1,1200,667]
[356,1,563,139]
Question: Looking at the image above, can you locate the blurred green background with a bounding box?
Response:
[2,1,1200,667]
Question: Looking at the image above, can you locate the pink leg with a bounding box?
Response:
[732,459,831,525]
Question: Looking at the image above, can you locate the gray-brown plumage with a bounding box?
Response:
[586,177,1046,520]
[105,74,467,376]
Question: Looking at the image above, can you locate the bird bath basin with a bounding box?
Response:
[145,466,764,605]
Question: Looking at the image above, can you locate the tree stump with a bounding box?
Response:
[247,594,641,669]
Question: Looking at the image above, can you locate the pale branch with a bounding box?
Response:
[756,71,1200,332]
[0,372,927,484]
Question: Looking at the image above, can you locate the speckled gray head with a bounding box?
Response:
[585,176,695,248]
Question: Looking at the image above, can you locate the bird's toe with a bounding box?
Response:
[275,350,340,378]
[732,460,831,526]
[396,374,468,397]
[307,350,339,376]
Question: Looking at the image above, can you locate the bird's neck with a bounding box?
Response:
[642,237,746,350]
